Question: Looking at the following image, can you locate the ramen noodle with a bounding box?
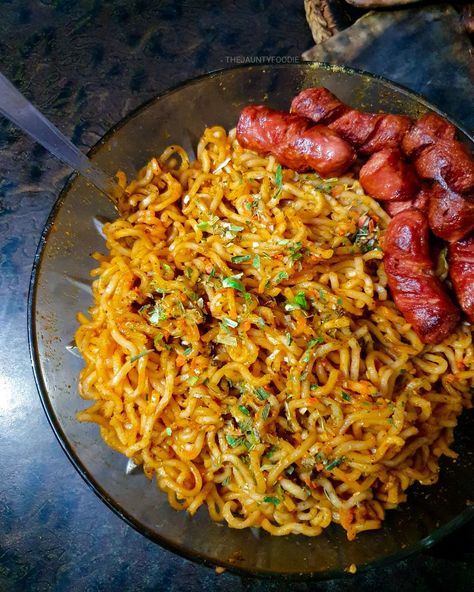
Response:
[75,126,474,539]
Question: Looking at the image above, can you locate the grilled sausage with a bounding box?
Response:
[401,112,456,158]
[291,87,412,155]
[448,235,474,323]
[359,148,419,202]
[427,184,474,242]
[383,209,460,343]
[383,187,430,217]
[328,109,382,147]
[359,114,412,155]
[415,139,474,194]
[290,87,349,123]
[236,106,356,177]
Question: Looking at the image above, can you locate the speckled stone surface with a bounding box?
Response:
[0,1,473,590]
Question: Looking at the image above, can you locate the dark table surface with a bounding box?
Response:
[1,1,473,590]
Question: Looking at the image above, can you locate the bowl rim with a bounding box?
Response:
[27,61,474,581]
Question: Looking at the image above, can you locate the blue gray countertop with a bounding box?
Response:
[1,1,473,590]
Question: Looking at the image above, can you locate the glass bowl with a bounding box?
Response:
[28,63,474,580]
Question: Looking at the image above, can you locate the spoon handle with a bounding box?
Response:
[0,71,121,200]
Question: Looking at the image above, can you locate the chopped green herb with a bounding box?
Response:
[319,288,326,301]
[228,224,244,232]
[208,267,216,279]
[360,239,380,253]
[336,297,343,306]
[222,317,239,329]
[262,402,271,420]
[341,391,352,402]
[165,426,173,437]
[263,496,280,505]
[231,255,251,264]
[226,434,245,448]
[154,333,171,351]
[187,375,199,385]
[285,332,292,346]
[294,291,308,310]
[277,239,290,246]
[184,267,193,278]
[302,352,311,364]
[255,317,265,328]
[252,254,261,269]
[238,404,250,416]
[238,419,253,433]
[271,165,283,200]
[308,336,324,347]
[149,304,167,325]
[183,347,192,357]
[387,418,395,426]
[288,242,303,263]
[222,277,245,292]
[273,271,289,285]
[255,386,270,400]
[310,384,319,391]
[130,349,154,363]
[263,495,281,506]
[197,221,209,230]
[222,476,231,487]
[314,451,326,462]
[325,457,345,471]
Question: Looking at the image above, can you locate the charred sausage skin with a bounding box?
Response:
[359,148,419,202]
[236,105,356,177]
[448,236,474,323]
[383,209,460,344]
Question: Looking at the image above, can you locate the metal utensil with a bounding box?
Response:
[0,71,122,202]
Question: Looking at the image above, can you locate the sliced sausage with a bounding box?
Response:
[359,148,419,202]
[448,235,474,323]
[383,187,430,217]
[328,109,382,147]
[290,87,349,124]
[383,209,460,343]
[427,184,474,242]
[415,139,474,194]
[359,114,412,155]
[401,112,456,158]
[236,105,356,177]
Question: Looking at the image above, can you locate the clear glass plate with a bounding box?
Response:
[28,63,474,580]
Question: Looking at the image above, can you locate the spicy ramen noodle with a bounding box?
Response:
[75,126,473,539]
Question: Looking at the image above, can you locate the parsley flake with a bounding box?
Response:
[255,386,270,400]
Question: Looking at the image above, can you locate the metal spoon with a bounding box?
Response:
[0,71,122,202]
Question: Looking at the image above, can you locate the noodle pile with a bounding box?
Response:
[75,126,474,539]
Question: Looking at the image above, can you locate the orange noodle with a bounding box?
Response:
[75,125,473,539]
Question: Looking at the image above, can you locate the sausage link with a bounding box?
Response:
[448,235,474,323]
[291,87,411,155]
[328,109,382,147]
[401,112,456,158]
[359,114,412,155]
[236,105,356,177]
[359,148,419,202]
[383,187,430,218]
[415,139,474,194]
[290,87,348,123]
[383,209,460,343]
[427,184,474,242]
